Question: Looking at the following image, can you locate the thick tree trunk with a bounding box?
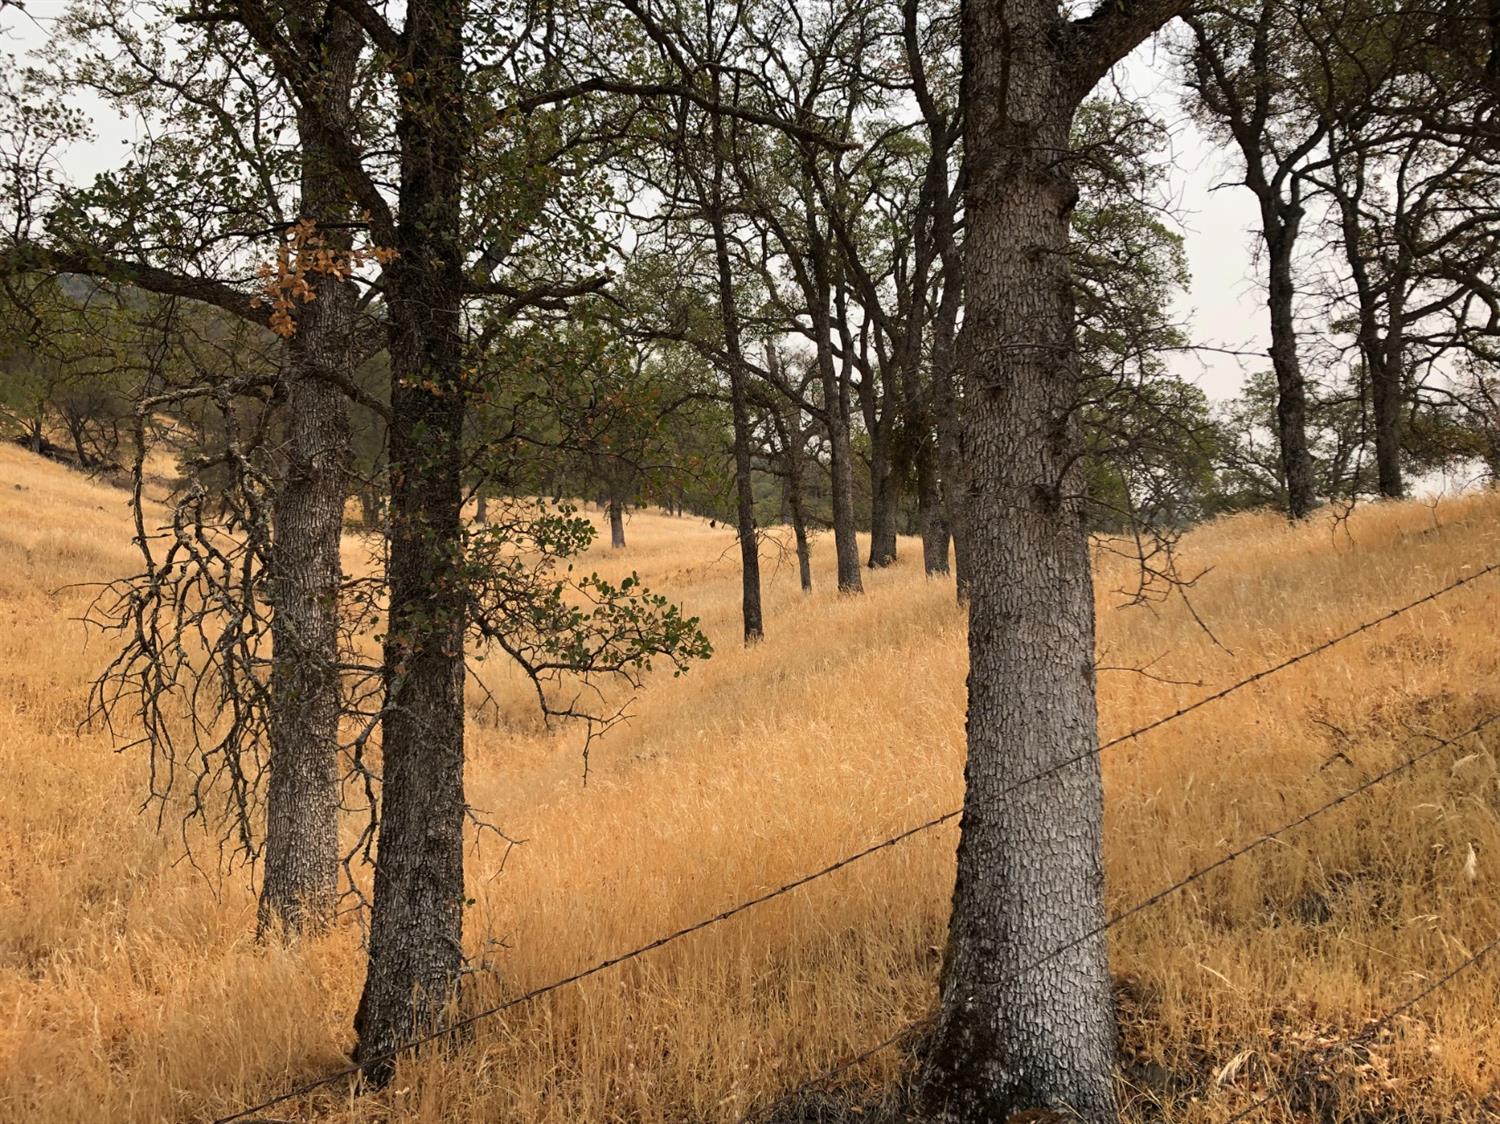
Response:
[914,3,1118,1118]
[1265,221,1317,519]
[608,498,626,548]
[260,345,349,936]
[354,0,468,1085]
[258,11,360,938]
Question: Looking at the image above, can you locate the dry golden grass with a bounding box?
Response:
[2,438,1498,1122]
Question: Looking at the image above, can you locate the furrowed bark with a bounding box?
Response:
[916,85,1118,1115]
[354,0,469,1085]
[258,8,362,939]
[916,0,1190,1113]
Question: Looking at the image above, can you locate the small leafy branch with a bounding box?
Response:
[463,498,713,776]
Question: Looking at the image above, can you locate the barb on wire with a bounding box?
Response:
[215,561,1499,1123]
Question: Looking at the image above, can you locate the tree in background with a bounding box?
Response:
[1184,0,1325,519]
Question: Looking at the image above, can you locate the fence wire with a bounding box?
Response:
[216,560,1499,1123]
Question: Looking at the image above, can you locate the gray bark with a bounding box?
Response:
[915,0,1190,1113]
[258,9,361,938]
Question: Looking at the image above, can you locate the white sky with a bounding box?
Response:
[3,2,1271,403]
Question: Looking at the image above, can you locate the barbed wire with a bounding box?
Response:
[743,711,1500,1121]
[215,560,1499,1123]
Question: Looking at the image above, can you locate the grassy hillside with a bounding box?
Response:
[1,439,1498,1122]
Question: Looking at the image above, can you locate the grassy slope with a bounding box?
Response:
[1,439,1497,1122]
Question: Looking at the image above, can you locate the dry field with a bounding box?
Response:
[1,438,1498,1122]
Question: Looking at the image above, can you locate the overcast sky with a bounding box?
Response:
[3,3,1271,402]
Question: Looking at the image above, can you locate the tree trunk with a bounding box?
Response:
[862,357,899,569]
[354,0,468,1085]
[932,271,968,599]
[608,498,626,548]
[1265,219,1317,518]
[792,504,812,592]
[914,2,1120,1117]
[867,438,900,568]
[1371,307,1405,499]
[772,401,814,595]
[258,10,360,938]
[728,374,763,641]
[816,343,864,591]
[706,123,764,644]
[1331,161,1404,500]
[809,252,863,593]
[260,345,349,937]
[916,435,950,575]
[785,439,813,595]
[357,484,382,530]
